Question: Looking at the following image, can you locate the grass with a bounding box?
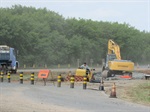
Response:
[125,81,150,106]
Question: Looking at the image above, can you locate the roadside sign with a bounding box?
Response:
[38,69,50,79]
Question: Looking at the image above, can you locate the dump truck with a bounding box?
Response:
[0,45,19,73]
[102,39,134,78]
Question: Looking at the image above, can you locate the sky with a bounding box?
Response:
[0,0,150,32]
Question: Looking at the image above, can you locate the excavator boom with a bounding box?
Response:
[108,39,121,60]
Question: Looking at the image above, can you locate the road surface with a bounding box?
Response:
[0,82,149,112]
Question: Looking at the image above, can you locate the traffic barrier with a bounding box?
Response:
[109,83,117,98]
[66,75,84,82]
[58,64,60,68]
[38,69,50,86]
[83,76,87,89]
[1,71,4,82]
[70,75,75,88]
[7,71,11,83]
[57,74,61,87]
[65,70,85,82]
[33,64,35,68]
[44,64,47,68]
[68,64,70,69]
[99,77,104,91]
[24,64,26,69]
[20,72,23,84]
[30,72,34,85]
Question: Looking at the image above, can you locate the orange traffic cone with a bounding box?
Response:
[109,83,117,98]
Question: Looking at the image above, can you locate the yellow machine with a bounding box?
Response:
[102,39,134,78]
[75,68,95,81]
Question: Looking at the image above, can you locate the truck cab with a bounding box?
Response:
[0,45,18,73]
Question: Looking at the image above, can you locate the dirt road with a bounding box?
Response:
[0,81,149,112]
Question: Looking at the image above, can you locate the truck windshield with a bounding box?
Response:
[0,46,10,53]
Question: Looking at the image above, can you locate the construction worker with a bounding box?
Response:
[80,62,90,70]
[80,62,91,74]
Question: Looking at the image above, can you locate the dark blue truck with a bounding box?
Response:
[0,45,19,73]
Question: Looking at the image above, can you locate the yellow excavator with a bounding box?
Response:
[102,39,134,78]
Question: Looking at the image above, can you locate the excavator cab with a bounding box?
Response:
[107,54,117,61]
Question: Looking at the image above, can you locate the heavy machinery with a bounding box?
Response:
[102,39,134,78]
[65,64,102,82]
[0,45,19,73]
[75,68,95,82]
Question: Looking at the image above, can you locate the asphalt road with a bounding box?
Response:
[0,82,149,112]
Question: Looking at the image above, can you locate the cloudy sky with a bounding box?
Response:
[0,0,150,32]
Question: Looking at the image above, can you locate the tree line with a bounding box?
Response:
[0,5,150,67]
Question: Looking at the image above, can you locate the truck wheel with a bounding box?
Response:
[14,70,17,74]
[11,69,17,74]
[13,63,18,74]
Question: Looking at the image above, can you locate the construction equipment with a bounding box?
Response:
[75,68,95,82]
[65,68,96,82]
[0,45,19,73]
[102,39,134,78]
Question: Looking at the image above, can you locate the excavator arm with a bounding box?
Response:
[108,39,121,60]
